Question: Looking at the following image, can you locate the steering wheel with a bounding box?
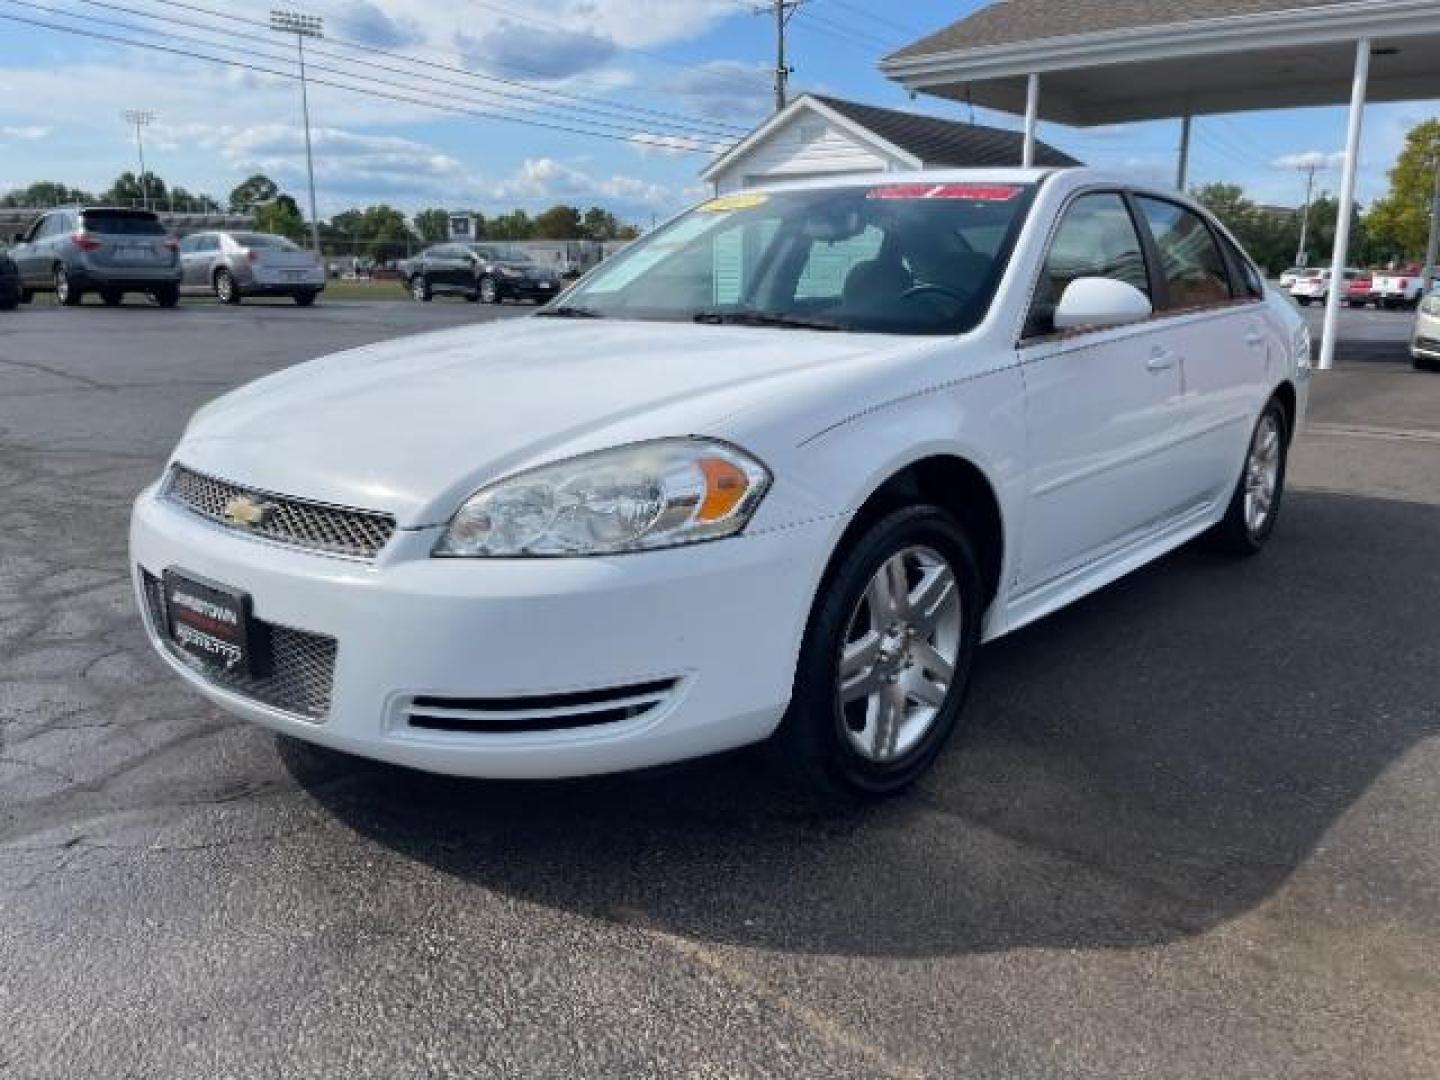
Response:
[899,282,968,305]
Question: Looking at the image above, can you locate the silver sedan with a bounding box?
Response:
[179,231,326,306]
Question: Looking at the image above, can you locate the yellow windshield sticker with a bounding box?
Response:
[700,192,770,213]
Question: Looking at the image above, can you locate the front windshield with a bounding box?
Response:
[554,182,1036,335]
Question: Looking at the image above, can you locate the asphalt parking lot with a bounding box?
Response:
[2,301,1437,1078]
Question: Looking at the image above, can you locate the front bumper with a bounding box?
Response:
[497,277,560,301]
[1412,335,1440,361]
[130,483,841,778]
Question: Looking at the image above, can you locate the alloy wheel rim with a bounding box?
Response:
[217,273,232,301]
[837,544,963,764]
[55,270,68,302]
[481,278,496,302]
[1244,413,1282,535]
[413,278,426,300]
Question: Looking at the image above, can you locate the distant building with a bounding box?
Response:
[701,92,1078,195]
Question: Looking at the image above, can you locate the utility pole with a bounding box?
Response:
[121,110,154,210]
[1423,147,1440,297]
[1294,161,1320,268]
[270,9,324,255]
[756,1,805,113]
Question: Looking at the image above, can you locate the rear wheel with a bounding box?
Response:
[771,506,983,799]
[153,285,180,308]
[214,269,241,305]
[1208,399,1288,556]
[19,289,33,304]
[100,289,123,307]
[293,291,318,307]
[55,266,82,306]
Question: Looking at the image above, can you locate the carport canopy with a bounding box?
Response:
[880,0,1440,370]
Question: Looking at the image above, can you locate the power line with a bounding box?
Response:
[0,6,724,153]
[825,0,924,40]
[123,0,750,138]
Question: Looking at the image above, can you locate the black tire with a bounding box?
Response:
[18,289,34,305]
[153,285,180,308]
[410,275,432,302]
[1207,397,1289,556]
[478,275,499,304]
[465,288,481,303]
[1296,296,1311,307]
[0,288,17,312]
[770,505,984,800]
[55,266,82,306]
[214,269,241,305]
[293,291,317,307]
[100,289,123,307]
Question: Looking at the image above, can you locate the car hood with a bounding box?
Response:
[175,317,919,526]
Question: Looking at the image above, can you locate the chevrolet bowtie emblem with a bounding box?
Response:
[222,495,272,529]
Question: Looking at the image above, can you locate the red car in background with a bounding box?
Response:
[1344,272,1374,308]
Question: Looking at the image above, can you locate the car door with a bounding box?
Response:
[1015,190,1185,597]
[13,213,52,284]
[1131,196,1271,510]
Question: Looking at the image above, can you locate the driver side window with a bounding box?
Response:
[1028,193,1149,337]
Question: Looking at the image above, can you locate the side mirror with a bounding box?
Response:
[1053,277,1153,332]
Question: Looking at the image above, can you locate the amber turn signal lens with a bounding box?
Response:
[697,458,750,522]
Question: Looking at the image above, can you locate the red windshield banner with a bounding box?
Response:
[866,183,1023,202]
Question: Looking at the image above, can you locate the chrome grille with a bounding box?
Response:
[165,465,396,560]
[141,570,336,721]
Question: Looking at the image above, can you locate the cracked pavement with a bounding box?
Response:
[1,301,1438,1078]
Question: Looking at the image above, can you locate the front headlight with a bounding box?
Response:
[435,439,771,557]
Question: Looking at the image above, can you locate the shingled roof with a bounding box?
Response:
[891,0,1360,60]
[810,95,1079,168]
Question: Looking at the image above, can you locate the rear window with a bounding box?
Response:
[231,233,300,250]
[80,211,165,236]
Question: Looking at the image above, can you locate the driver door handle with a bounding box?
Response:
[1147,346,1177,372]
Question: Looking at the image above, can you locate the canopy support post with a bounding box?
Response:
[1022,73,1039,167]
[1319,38,1370,372]
[1176,113,1192,191]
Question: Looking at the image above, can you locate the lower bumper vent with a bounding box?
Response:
[407,679,677,734]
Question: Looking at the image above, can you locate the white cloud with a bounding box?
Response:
[496,156,675,210]
[1272,150,1347,171]
[1,125,49,140]
[664,60,772,122]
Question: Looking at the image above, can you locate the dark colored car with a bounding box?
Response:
[402,243,562,304]
[9,207,181,307]
[0,252,19,310]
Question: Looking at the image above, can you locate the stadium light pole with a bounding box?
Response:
[270,9,324,254]
[121,110,155,210]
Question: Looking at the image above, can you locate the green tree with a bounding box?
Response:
[228,174,280,212]
[1364,119,1440,262]
[0,181,97,208]
[487,210,534,240]
[533,205,582,239]
[581,206,620,240]
[104,171,168,208]
[170,186,221,213]
[255,194,306,240]
[413,208,453,243]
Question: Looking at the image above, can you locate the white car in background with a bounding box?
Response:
[131,169,1308,799]
[1372,266,1426,310]
[1278,266,1310,289]
[1289,266,1360,306]
[1413,290,1440,371]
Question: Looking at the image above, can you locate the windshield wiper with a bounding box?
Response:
[692,308,848,332]
[536,305,603,319]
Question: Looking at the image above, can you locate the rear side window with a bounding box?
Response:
[1135,197,1233,310]
[80,211,165,236]
[1029,192,1150,336]
[230,233,298,250]
[1220,234,1264,299]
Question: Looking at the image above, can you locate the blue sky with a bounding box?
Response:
[0,0,1434,226]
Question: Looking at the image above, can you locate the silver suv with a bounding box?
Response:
[9,207,181,307]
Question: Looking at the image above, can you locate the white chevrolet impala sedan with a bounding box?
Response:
[131,170,1309,796]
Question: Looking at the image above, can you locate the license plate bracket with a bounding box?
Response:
[163,570,255,677]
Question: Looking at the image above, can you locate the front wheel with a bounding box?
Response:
[293,291,317,307]
[478,275,498,304]
[771,506,984,799]
[1208,399,1289,555]
[410,275,432,302]
[153,285,180,308]
[100,289,122,307]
